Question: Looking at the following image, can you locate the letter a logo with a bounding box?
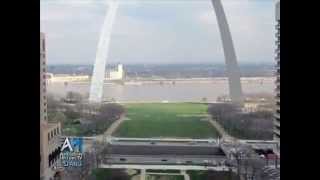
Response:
[61,138,73,152]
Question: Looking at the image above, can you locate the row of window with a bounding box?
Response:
[40,53,46,59]
[48,127,60,141]
[48,147,60,167]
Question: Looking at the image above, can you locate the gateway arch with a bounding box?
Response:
[89,0,244,105]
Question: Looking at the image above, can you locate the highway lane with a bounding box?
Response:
[109,141,218,147]
[103,154,227,166]
[105,144,225,156]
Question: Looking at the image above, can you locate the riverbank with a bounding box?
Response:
[48,76,275,85]
[48,77,275,102]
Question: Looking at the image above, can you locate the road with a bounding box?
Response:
[105,144,225,156]
[103,154,227,166]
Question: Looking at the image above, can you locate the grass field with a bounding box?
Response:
[146,175,184,180]
[187,170,240,180]
[113,103,220,138]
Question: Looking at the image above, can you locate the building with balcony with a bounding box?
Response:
[274,0,280,145]
[40,32,62,180]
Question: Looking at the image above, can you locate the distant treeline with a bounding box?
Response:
[47,63,275,78]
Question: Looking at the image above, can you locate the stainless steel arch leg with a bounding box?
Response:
[211,0,244,105]
[89,0,119,103]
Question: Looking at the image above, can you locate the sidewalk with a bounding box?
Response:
[207,116,236,142]
[104,114,126,136]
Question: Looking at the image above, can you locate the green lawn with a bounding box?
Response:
[146,175,184,180]
[90,169,133,180]
[187,170,240,180]
[113,103,220,138]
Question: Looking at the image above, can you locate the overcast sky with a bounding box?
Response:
[41,0,275,65]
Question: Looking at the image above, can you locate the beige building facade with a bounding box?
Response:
[40,32,62,180]
[274,0,280,144]
[107,63,125,80]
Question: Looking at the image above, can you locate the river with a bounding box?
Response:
[47,77,275,102]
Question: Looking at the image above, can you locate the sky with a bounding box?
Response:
[40,0,276,65]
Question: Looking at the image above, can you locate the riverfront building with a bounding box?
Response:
[274,0,280,144]
[107,63,125,80]
[47,74,90,83]
[40,32,62,180]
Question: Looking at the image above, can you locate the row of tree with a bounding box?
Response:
[208,103,273,140]
[47,92,125,136]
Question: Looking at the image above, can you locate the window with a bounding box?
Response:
[42,39,45,51]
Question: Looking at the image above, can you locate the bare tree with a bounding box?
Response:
[65,91,83,103]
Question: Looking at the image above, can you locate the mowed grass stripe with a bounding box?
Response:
[113,103,219,138]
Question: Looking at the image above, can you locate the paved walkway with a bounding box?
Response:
[140,169,146,180]
[207,116,236,142]
[104,115,126,136]
[181,170,190,180]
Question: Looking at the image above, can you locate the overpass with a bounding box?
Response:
[99,164,231,171]
[61,136,279,156]
[59,136,279,180]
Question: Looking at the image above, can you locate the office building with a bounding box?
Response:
[107,63,125,80]
[274,0,280,144]
[40,32,62,180]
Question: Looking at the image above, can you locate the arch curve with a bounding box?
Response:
[90,0,243,105]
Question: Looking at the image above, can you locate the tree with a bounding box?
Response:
[201,97,207,102]
[51,111,66,123]
[47,94,62,112]
[208,103,238,120]
[64,106,81,120]
[74,103,87,118]
[94,103,125,122]
[65,91,83,103]
[92,140,107,166]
